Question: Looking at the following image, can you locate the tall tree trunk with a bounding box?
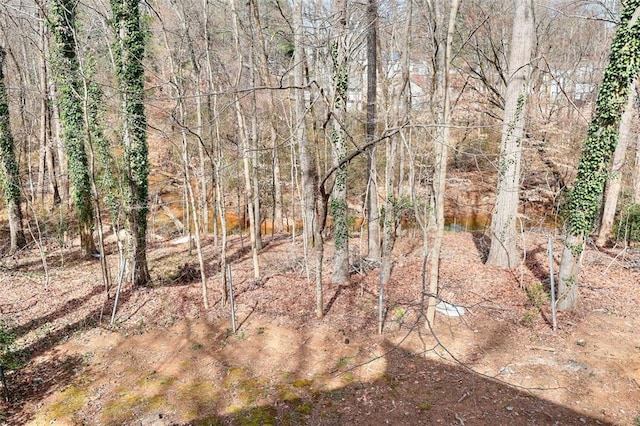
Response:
[380,132,397,287]
[0,47,26,253]
[486,0,535,268]
[82,67,113,293]
[294,0,318,249]
[212,90,229,302]
[634,129,640,205]
[381,0,410,288]
[426,0,461,325]
[230,0,260,279]
[292,0,323,317]
[249,56,263,250]
[181,115,208,309]
[558,2,640,311]
[249,0,283,235]
[51,0,97,258]
[365,0,381,261]
[159,8,210,308]
[596,77,638,247]
[111,0,151,287]
[238,101,260,279]
[181,11,209,240]
[215,154,228,302]
[330,0,350,285]
[38,17,60,206]
[51,87,69,205]
[203,0,219,246]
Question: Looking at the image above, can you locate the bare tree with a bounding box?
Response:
[294,1,318,251]
[37,13,60,206]
[0,46,26,253]
[486,0,535,268]
[230,0,260,279]
[365,0,380,261]
[248,0,284,235]
[634,127,640,205]
[426,0,461,325]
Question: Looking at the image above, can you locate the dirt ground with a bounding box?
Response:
[1,228,639,425]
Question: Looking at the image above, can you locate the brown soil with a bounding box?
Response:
[1,229,639,425]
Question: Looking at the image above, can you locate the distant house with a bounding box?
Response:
[542,64,600,103]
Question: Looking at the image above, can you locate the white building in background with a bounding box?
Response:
[543,64,599,103]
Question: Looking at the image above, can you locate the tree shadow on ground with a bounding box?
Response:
[7,284,105,342]
[8,286,133,359]
[181,341,613,426]
[323,284,345,316]
[1,352,84,425]
[471,231,491,263]
[0,288,135,423]
[524,246,553,290]
[1,319,619,426]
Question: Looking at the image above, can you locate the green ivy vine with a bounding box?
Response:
[51,0,94,232]
[567,0,640,246]
[110,0,150,226]
[0,48,22,208]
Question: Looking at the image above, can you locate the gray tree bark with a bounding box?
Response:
[486,0,535,268]
[426,0,461,325]
[294,1,318,250]
[38,16,60,206]
[0,47,26,253]
[596,77,638,247]
[330,0,350,285]
[634,129,640,205]
[365,0,381,261]
[230,0,260,279]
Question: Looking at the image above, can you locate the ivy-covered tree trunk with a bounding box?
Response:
[330,0,350,285]
[486,0,534,268]
[111,0,151,287]
[51,0,97,259]
[595,77,638,247]
[0,47,26,253]
[558,1,640,311]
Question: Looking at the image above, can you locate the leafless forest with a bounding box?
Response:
[1,0,640,425]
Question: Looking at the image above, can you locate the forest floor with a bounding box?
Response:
[1,227,640,425]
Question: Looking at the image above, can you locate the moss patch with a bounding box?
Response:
[102,391,147,425]
[223,367,266,406]
[293,401,312,415]
[234,405,277,426]
[176,380,219,420]
[41,385,88,423]
[101,372,178,425]
[292,378,313,388]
